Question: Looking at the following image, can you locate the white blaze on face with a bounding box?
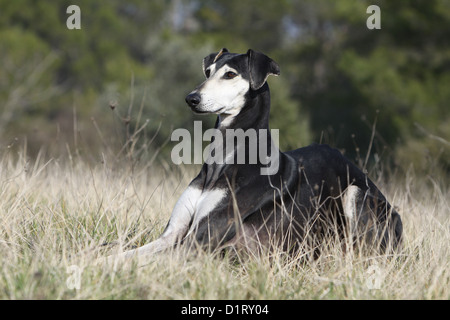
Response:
[196,64,250,120]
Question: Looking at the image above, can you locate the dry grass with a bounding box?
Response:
[0,148,448,300]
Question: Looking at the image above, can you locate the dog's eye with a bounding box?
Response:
[224,71,238,79]
[205,69,211,78]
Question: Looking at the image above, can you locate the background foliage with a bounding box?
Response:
[0,0,448,176]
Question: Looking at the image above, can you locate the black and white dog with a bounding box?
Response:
[106,48,402,265]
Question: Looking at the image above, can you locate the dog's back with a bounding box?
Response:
[285,144,403,252]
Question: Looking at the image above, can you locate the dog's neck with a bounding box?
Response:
[201,83,281,188]
[217,83,271,131]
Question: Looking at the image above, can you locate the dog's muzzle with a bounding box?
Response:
[185,92,201,108]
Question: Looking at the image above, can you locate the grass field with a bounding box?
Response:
[0,147,448,300]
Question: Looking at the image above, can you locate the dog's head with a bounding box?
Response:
[185,48,280,119]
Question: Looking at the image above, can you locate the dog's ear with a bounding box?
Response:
[247,49,280,90]
[202,48,229,77]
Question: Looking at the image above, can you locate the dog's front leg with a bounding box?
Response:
[99,185,202,267]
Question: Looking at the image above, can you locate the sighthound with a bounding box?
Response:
[102,48,403,266]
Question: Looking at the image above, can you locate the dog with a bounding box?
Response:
[103,48,402,266]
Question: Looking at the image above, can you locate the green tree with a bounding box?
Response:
[281,0,449,173]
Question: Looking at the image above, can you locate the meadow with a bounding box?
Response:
[0,144,448,300]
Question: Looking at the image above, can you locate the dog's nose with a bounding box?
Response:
[185,93,201,108]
